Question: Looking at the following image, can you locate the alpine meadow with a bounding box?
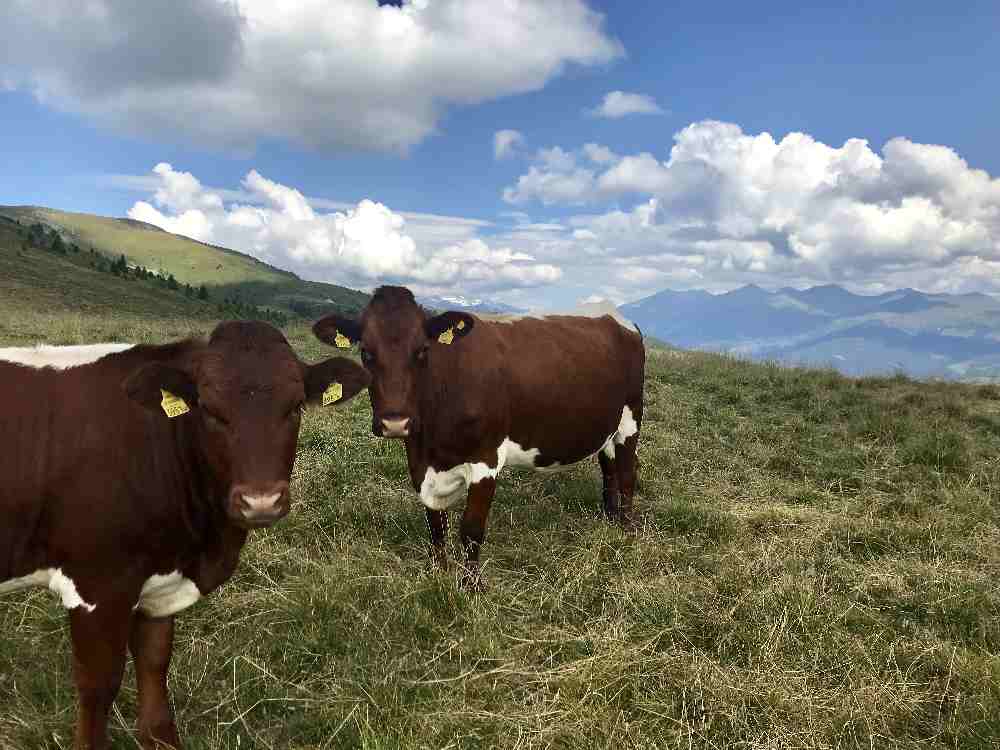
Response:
[3,2,1000,749]
[1,212,998,749]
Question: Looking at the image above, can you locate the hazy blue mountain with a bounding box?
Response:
[620,284,1000,381]
[417,294,526,315]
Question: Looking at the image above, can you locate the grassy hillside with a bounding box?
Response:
[0,205,369,318]
[1,310,998,748]
[0,217,221,344]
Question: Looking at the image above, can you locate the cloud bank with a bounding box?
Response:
[1,0,621,153]
[500,121,1000,300]
[128,163,560,294]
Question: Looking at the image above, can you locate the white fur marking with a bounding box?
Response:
[615,405,638,445]
[0,568,97,611]
[417,411,638,510]
[136,571,202,617]
[602,437,616,460]
[500,438,540,468]
[0,343,133,370]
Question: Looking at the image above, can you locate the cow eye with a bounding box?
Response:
[414,345,429,365]
[360,348,375,367]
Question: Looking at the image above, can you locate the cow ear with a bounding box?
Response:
[304,357,371,407]
[123,363,198,416]
[425,312,475,345]
[313,315,362,349]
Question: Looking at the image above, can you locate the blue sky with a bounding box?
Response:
[1,0,998,308]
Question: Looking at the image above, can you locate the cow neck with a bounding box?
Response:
[132,372,248,594]
[411,352,458,461]
[108,341,231,552]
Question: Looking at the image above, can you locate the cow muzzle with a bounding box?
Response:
[374,413,411,438]
[228,481,290,527]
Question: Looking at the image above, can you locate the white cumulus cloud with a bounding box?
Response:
[127,163,562,295]
[499,120,1000,298]
[1,0,622,153]
[588,90,664,119]
[494,129,525,160]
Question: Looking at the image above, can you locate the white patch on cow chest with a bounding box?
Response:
[0,343,133,369]
[136,571,202,618]
[0,568,97,612]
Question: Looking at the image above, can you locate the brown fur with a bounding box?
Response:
[0,321,369,749]
[314,287,645,587]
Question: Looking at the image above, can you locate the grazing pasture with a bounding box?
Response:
[1,312,999,749]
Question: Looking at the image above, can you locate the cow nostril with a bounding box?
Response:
[240,492,282,516]
[230,482,289,524]
[380,416,410,437]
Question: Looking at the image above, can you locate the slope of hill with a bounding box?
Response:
[621,284,1000,381]
[0,216,223,343]
[2,310,998,747]
[0,205,369,318]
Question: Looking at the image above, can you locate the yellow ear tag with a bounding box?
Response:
[334,331,352,349]
[160,389,190,419]
[456,320,466,330]
[438,327,454,345]
[322,381,343,407]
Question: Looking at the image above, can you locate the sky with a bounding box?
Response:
[1,0,999,309]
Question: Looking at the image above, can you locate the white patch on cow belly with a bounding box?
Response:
[417,419,641,511]
[614,405,638,445]
[500,438,540,468]
[0,343,133,370]
[0,568,97,611]
[136,572,202,617]
[601,435,616,460]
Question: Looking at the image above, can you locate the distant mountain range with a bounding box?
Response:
[620,284,1000,381]
[417,294,525,315]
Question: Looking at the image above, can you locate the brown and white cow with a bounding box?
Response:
[0,322,369,750]
[314,286,645,586]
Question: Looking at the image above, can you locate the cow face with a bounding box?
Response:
[125,321,370,528]
[313,286,474,438]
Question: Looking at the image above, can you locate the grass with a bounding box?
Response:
[0,221,215,341]
[1,315,999,749]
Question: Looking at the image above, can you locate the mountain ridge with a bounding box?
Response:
[620,283,1000,381]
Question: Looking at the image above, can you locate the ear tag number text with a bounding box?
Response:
[160,390,190,418]
[323,382,343,406]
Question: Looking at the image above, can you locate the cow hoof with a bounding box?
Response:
[618,513,640,533]
[138,722,180,750]
[425,554,450,574]
[459,570,487,593]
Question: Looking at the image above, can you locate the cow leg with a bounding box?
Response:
[615,424,642,531]
[69,601,133,750]
[424,508,450,571]
[130,613,180,749]
[459,477,497,591]
[598,450,620,520]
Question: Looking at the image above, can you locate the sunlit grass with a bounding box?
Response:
[1,315,999,749]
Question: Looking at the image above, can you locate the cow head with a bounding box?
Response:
[312,286,474,438]
[124,321,370,528]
